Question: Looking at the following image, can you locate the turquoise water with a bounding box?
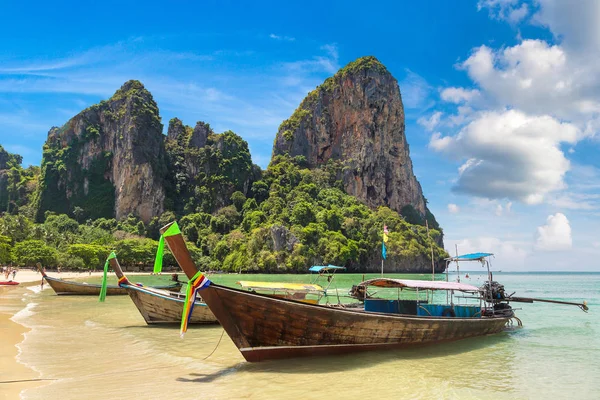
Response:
[6,272,600,399]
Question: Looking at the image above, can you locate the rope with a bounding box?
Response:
[202,329,225,361]
[0,378,58,384]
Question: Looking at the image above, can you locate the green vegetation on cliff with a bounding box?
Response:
[0,152,446,272]
[0,145,39,214]
[164,120,260,215]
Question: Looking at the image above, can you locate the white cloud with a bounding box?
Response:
[461,40,600,120]
[495,201,512,216]
[548,193,600,210]
[430,109,578,204]
[440,87,480,104]
[508,3,529,23]
[399,69,434,109]
[533,0,600,53]
[282,43,339,75]
[535,212,572,251]
[448,203,460,213]
[477,0,529,23]
[446,236,529,269]
[417,111,442,131]
[269,34,295,42]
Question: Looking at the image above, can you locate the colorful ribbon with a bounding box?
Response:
[180,270,211,338]
[153,223,182,274]
[98,252,117,302]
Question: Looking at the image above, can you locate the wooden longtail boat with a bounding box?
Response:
[108,257,217,325]
[37,263,182,296]
[161,222,515,362]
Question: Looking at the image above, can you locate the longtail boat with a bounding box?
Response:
[236,281,326,304]
[37,263,182,296]
[108,257,217,325]
[161,223,520,362]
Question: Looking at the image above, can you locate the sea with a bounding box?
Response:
[2,271,599,399]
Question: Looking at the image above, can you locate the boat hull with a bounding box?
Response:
[44,276,181,296]
[200,284,512,362]
[124,284,217,325]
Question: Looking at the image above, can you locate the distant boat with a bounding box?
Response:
[37,263,182,296]
[0,281,19,286]
[108,257,217,325]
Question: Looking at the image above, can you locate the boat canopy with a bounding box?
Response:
[446,252,494,262]
[360,278,480,292]
[237,281,325,294]
[309,265,346,273]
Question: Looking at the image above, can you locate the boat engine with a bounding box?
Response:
[480,281,506,303]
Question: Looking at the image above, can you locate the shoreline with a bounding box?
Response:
[0,269,180,398]
[0,284,45,399]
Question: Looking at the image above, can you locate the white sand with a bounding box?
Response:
[5,269,154,284]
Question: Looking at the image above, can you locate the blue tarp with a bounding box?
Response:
[447,252,493,261]
[309,265,346,272]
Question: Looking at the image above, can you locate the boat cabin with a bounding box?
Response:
[358,278,483,318]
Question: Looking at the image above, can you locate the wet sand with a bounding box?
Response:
[0,270,137,399]
[0,284,44,399]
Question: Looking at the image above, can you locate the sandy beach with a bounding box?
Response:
[0,269,150,399]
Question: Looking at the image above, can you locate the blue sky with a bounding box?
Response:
[1,0,599,270]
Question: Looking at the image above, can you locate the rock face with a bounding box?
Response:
[167,118,186,140]
[35,81,166,222]
[164,118,260,215]
[273,56,427,216]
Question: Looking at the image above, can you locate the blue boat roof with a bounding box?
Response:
[447,252,494,261]
[309,265,346,272]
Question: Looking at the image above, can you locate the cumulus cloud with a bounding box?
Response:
[535,213,572,251]
[417,111,442,131]
[440,87,480,104]
[429,109,578,204]
[461,40,600,120]
[533,0,600,53]
[448,203,460,213]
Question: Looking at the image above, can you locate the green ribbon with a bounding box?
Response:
[152,223,182,275]
[153,235,165,274]
[99,252,117,302]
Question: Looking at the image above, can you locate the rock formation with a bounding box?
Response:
[164,118,260,215]
[273,56,427,217]
[34,80,166,222]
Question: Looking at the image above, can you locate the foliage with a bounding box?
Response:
[164,125,260,216]
[11,240,58,267]
[0,235,11,263]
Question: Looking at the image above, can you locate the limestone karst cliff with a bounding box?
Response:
[164,118,260,215]
[34,81,167,222]
[273,56,430,220]
[23,57,445,273]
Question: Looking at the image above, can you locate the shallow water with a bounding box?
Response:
[5,272,600,399]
